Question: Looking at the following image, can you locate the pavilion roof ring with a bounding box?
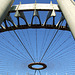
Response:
[28,62,47,70]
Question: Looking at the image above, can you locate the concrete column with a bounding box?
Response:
[57,0,75,39]
[0,0,14,25]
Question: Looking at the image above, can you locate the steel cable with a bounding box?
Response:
[26,30,35,61]
[44,32,69,60]
[40,29,59,62]
[8,31,31,60]
[7,21,35,62]
[0,41,30,61]
[46,40,74,62]
[0,34,30,60]
[44,30,64,60]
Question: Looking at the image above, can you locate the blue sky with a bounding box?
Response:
[0,0,75,75]
[13,0,57,4]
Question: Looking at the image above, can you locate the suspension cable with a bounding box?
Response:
[44,31,64,60]
[40,18,65,62]
[7,21,35,62]
[40,29,59,62]
[0,41,30,61]
[36,29,38,61]
[34,70,36,75]
[39,70,41,75]
[26,30,35,60]
[0,34,30,60]
[47,40,74,62]
[8,31,31,60]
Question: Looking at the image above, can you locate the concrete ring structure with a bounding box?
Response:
[28,62,47,70]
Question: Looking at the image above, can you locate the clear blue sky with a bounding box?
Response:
[0,0,75,75]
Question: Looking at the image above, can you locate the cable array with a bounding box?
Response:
[0,9,74,74]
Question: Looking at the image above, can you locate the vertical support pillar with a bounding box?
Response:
[57,0,75,39]
[0,0,14,25]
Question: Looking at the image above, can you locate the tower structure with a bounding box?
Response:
[57,0,75,39]
[0,0,14,25]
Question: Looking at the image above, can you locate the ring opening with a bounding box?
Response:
[28,62,47,70]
